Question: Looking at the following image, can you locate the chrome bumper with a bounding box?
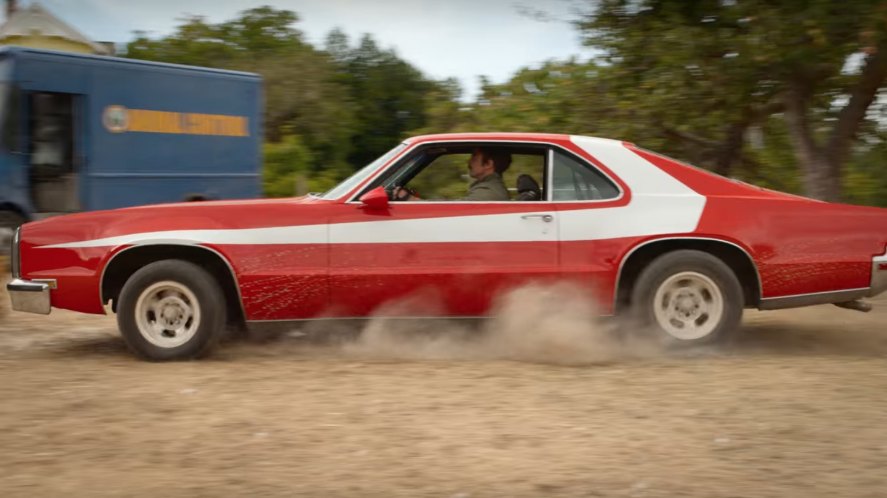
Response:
[6,279,51,315]
[871,249,887,297]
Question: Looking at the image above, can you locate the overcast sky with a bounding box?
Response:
[32,0,593,101]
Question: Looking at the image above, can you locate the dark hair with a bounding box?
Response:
[475,147,512,174]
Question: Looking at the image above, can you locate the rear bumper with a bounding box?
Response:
[6,279,51,315]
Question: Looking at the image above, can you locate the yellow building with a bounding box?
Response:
[0,1,110,55]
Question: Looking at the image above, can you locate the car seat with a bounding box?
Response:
[515,174,542,201]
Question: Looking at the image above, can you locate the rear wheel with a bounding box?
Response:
[117,260,225,361]
[631,250,743,346]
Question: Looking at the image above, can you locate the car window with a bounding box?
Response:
[504,154,546,198]
[407,152,546,201]
[550,149,619,201]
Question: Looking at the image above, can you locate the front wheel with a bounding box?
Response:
[117,260,226,361]
[630,250,743,346]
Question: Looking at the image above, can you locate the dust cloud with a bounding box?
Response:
[341,282,663,366]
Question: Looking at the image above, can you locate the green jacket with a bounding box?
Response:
[465,173,509,201]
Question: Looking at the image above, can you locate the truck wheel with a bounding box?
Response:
[630,250,743,346]
[0,210,26,257]
[117,260,226,361]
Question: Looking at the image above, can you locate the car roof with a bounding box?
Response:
[408,132,568,143]
[407,132,632,149]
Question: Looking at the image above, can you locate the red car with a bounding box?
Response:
[7,133,887,360]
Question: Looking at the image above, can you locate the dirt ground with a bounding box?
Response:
[1,274,887,498]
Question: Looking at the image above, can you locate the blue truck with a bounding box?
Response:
[0,47,262,250]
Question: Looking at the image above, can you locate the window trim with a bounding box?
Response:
[546,148,554,202]
[347,139,624,205]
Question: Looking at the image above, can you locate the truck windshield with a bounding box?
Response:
[322,142,408,200]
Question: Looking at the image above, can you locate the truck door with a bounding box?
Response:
[28,92,81,213]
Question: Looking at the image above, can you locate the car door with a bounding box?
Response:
[326,143,559,318]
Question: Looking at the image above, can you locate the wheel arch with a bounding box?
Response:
[615,237,761,313]
[101,244,245,326]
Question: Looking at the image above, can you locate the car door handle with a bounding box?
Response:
[521,214,554,223]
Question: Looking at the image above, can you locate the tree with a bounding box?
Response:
[325,32,434,168]
[578,0,887,201]
[125,7,357,192]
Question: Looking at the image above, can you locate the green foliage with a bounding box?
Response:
[126,7,305,66]
[325,33,435,168]
[125,6,354,196]
[576,0,887,200]
[844,135,887,207]
[122,3,887,205]
[413,60,598,136]
[125,6,442,197]
[262,134,342,197]
[414,0,887,203]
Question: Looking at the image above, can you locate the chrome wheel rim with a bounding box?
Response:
[652,271,723,341]
[135,281,201,348]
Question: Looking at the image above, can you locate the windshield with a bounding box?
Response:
[322,142,409,200]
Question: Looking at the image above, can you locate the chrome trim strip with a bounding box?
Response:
[6,278,51,314]
[345,139,625,205]
[758,287,870,310]
[99,243,247,319]
[870,247,887,297]
[613,236,763,311]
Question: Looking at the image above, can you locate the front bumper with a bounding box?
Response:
[6,279,51,315]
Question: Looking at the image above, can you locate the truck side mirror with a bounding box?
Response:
[359,186,389,209]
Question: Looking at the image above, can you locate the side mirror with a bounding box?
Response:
[359,186,389,209]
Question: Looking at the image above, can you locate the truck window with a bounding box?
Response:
[0,83,19,152]
[29,92,79,212]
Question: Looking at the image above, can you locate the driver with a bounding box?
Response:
[393,147,511,201]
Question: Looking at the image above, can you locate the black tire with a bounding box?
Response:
[0,210,26,257]
[117,260,226,361]
[630,249,743,346]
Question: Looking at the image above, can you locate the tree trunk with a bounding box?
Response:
[800,155,841,202]
[713,121,748,177]
[783,46,887,202]
[783,83,841,202]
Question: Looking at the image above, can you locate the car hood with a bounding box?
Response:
[21,195,334,249]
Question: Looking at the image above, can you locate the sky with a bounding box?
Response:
[33,0,594,101]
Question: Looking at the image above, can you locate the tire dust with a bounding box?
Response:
[2,273,887,497]
[343,283,661,365]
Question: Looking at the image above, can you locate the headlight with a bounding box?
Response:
[11,226,20,279]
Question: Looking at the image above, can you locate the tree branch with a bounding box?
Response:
[660,125,719,148]
[827,43,887,165]
[782,79,820,161]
